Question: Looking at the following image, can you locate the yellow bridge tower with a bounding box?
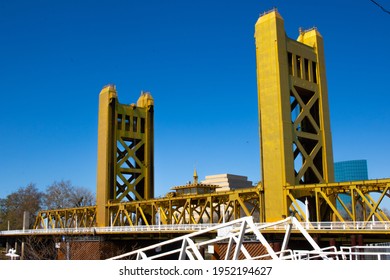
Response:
[96,85,154,227]
[255,10,335,222]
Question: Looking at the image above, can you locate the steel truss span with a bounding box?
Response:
[30,179,390,233]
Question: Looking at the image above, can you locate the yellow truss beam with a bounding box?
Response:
[33,180,390,229]
[285,179,390,223]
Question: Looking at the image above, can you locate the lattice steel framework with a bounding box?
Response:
[32,179,390,230]
[34,206,96,229]
[106,186,263,227]
[255,10,334,222]
[33,187,263,229]
[287,179,390,223]
[96,85,154,227]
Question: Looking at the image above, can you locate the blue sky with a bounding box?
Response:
[0,0,389,199]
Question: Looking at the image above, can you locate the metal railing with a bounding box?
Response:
[275,245,390,260]
[257,221,390,231]
[3,216,390,260]
[0,223,218,236]
[107,217,390,261]
[1,220,390,236]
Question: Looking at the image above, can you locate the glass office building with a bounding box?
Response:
[334,160,368,182]
[334,160,368,209]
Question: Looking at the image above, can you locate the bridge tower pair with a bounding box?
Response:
[95,9,335,225]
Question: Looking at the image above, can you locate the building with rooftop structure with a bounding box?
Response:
[169,169,220,197]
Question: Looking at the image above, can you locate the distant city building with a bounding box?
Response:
[334,160,368,182]
[201,174,253,192]
[170,169,220,197]
[168,171,254,223]
[334,160,368,209]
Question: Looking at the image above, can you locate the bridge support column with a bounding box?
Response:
[96,85,154,227]
[254,9,334,222]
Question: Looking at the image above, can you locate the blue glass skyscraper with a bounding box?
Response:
[334,160,368,209]
[334,160,368,182]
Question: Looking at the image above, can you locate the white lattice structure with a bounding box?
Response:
[108,216,390,260]
[109,216,319,260]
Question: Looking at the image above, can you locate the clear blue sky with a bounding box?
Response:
[0,0,389,199]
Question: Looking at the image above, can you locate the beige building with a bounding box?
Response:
[201,174,253,192]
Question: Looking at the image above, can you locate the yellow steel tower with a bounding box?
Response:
[96,85,154,227]
[255,10,334,222]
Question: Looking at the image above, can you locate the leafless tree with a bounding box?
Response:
[22,235,58,260]
[43,180,95,210]
[70,186,95,207]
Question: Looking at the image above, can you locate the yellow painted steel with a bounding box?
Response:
[32,179,390,231]
[254,10,334,222]
[285,179,390,223]
[96,85,154,227]
[106,187,263,226]
[33,206,96,229]
[33,187,263,229]
[31,9,390,238]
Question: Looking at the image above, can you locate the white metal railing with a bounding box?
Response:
[3,216,390,260]
[339,245,390,260]
[96,223,216,234]
[256,221,390,231]
[107,216,390,260]
[0,227,95,236]
[1,221,390,236]
[0,223,218,236]
[279,245,390,260]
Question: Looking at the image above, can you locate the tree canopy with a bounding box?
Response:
[0,180,95,230]
[0,183,43,230]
